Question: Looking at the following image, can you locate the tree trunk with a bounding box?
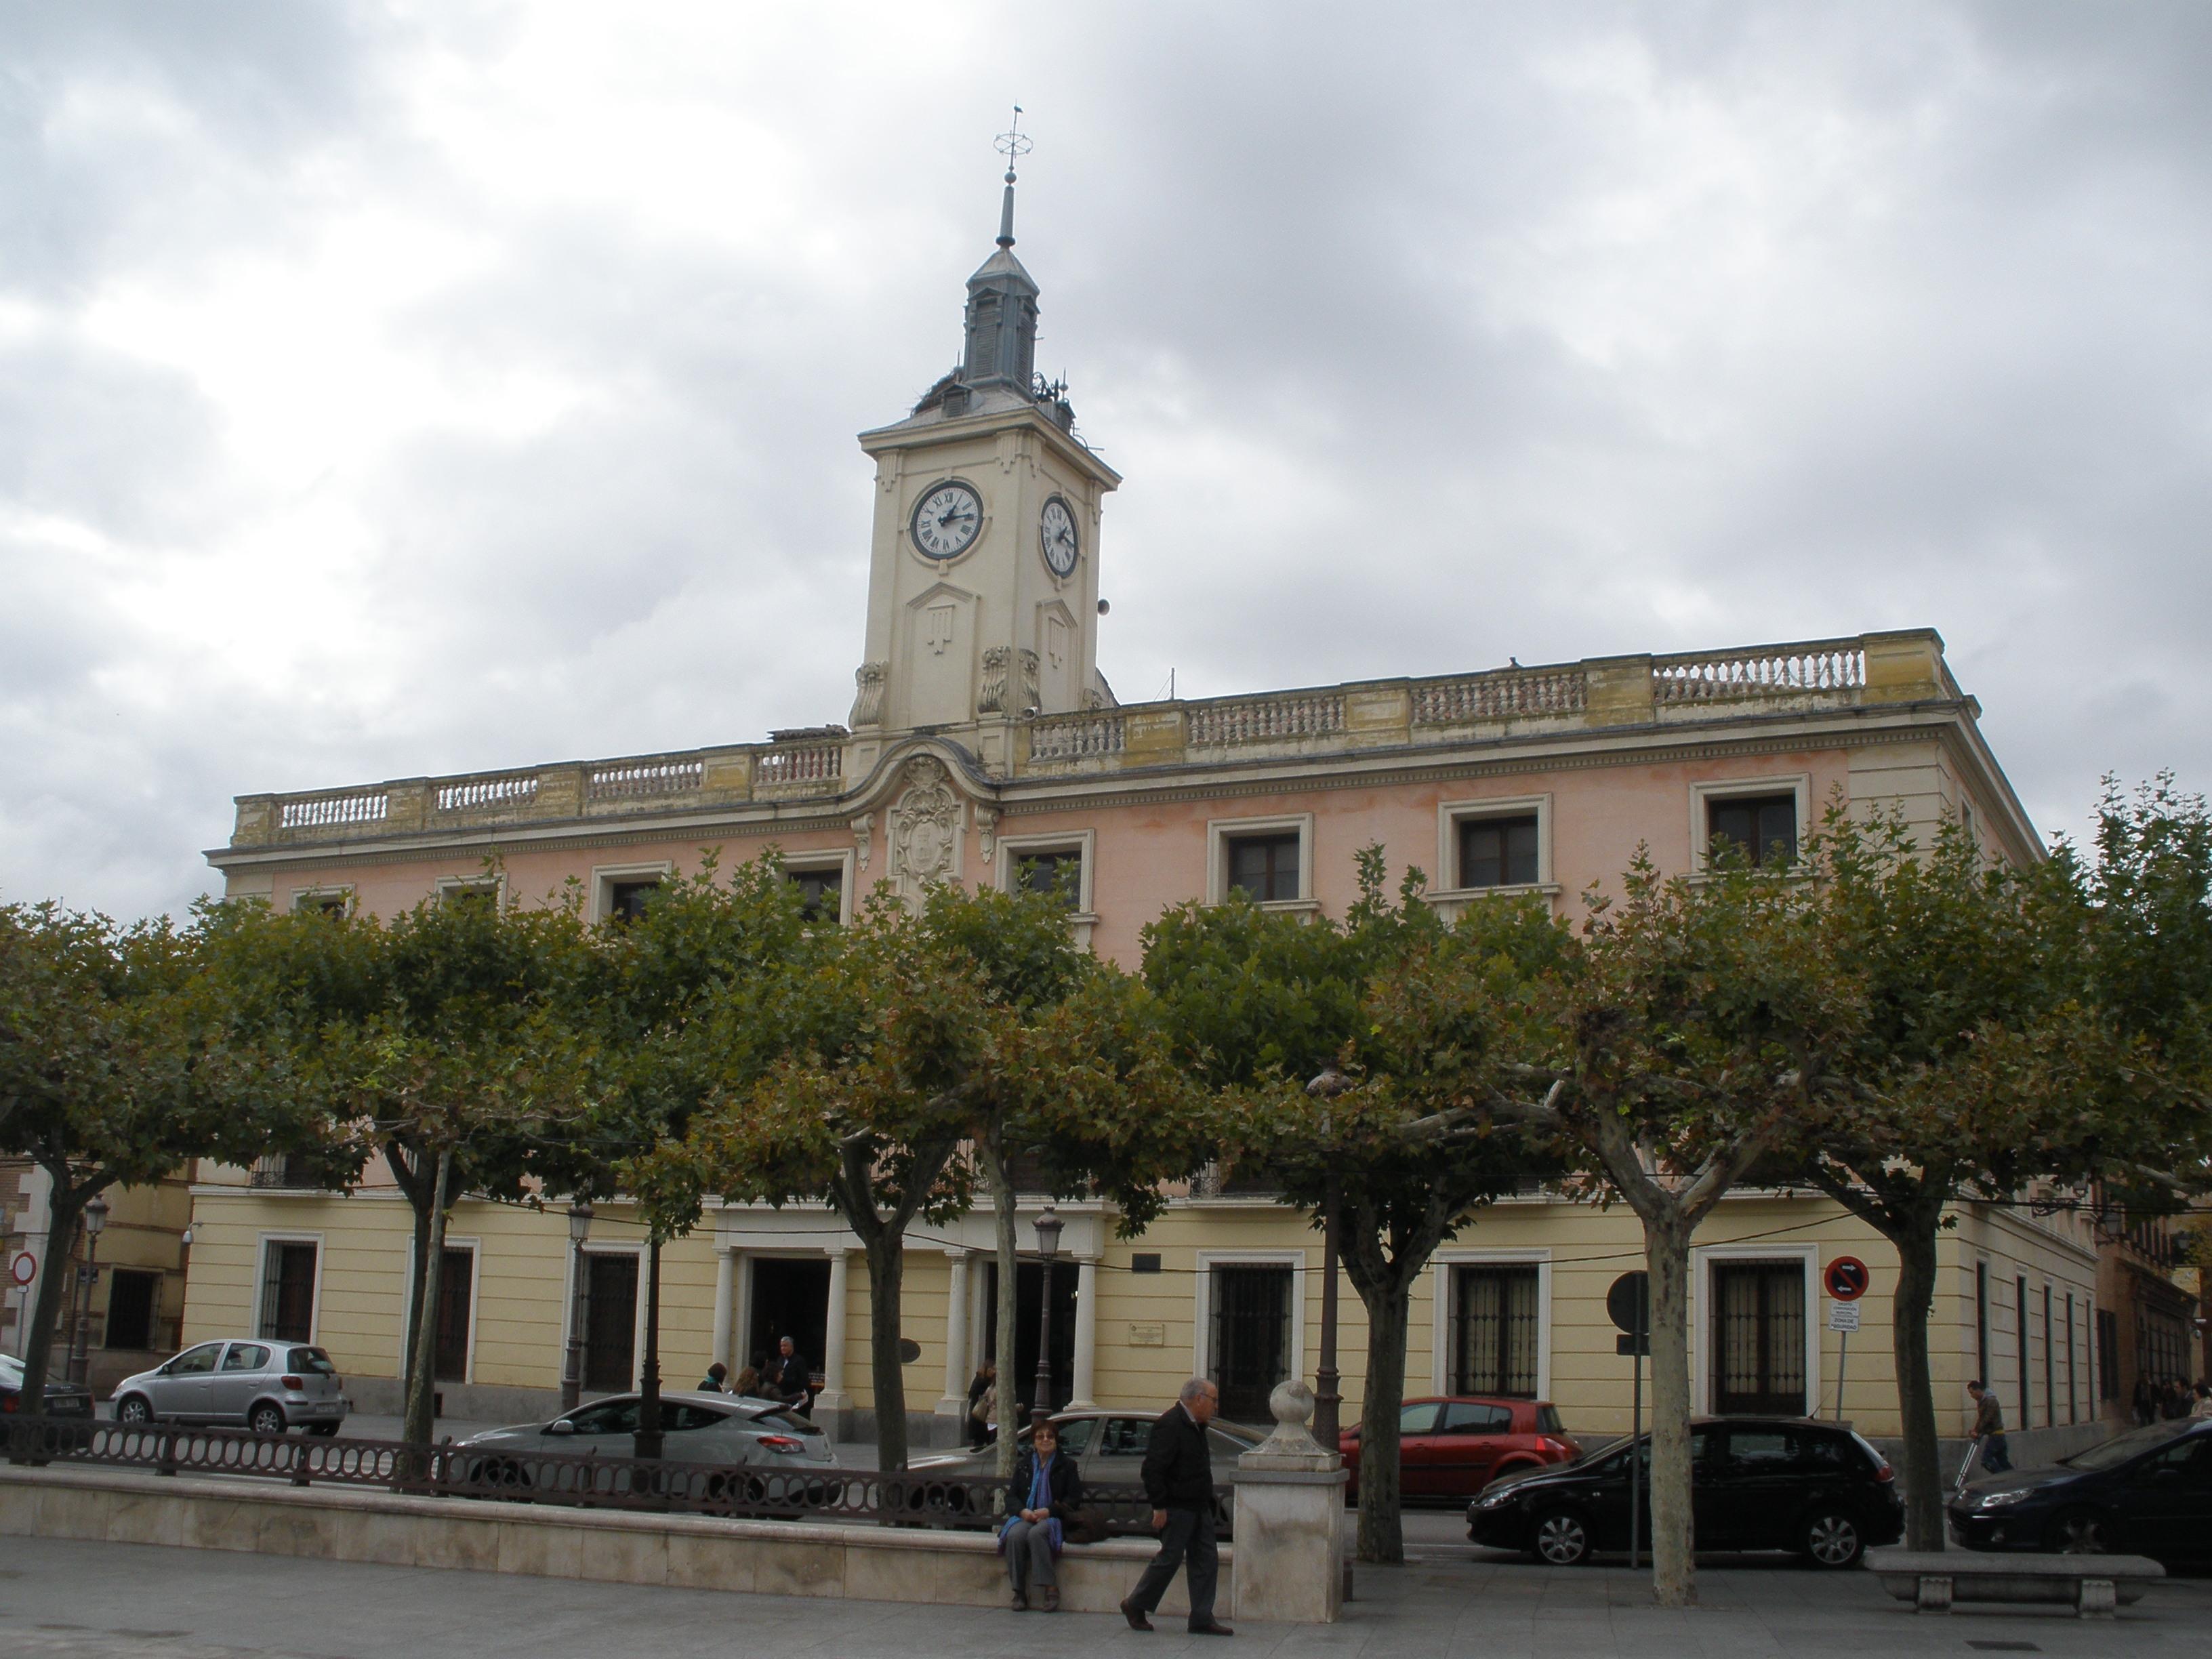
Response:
[15,1166,91,1423]
[1353,1283,1410,1563]
[863,1231,909,1471]
[987,1150,1020,1480]
[386,1143,433,1388]
[1890,1210,1945,1549]
[1644,1213,1697,1608]
[401,1150,451,1452]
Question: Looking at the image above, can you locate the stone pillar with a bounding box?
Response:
[815,1248,852,1425]
[1069,1256,1100,1410]
[935,1248,972,1443]
[710,1248,737,1378]
[1230,1380,1348,1626]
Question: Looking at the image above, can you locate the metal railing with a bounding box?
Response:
[1,1418,1200,1534]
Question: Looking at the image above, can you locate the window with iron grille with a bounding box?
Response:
[2096,1307,2119,1401]
[1014,849,1081,901]
[2015,1274,2030,1431]
[1975,1261,1990,1382]
[2066,1292,2078,1425]
[2042,1284,2054,1429]
[1458,816,1539,890]
[1208,1264,1293,1424]
[787,867,842,922]
[435,1247,474,1383]
[607,879,659,924]
[1225,834,1300,903]
[1707,794,1797,867]
[1711,1261,1805,1415]
[1450,1264,1540,1397]
[258,1241,318,1344]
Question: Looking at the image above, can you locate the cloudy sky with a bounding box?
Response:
[5,1,2209,920]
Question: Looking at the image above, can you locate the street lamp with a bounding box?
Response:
[1030,1206,1064,1427]
[560,1199,593,1411]
[1306,1067,1352,1450]
[70,1195,110,1388]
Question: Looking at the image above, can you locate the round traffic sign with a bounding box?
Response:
[9,1251,34,1288]
[1824,1256,1870,1302]
[1606,1271,1650,1335]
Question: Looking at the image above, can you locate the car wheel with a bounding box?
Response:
[1532,1509,1591,1566]
[115,1395,155,1426]
[2047,1507,2109,1555]
[1803,1510,1864,1569]
[248,1402,287,1436]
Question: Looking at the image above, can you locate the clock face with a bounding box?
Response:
[911,480,983,560]
[1040,495,1080,579]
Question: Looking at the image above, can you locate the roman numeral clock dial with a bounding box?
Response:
[911,480,983,559]
[1040,495,1080,578]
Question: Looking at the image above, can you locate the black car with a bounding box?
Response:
[0,1352,94,1420]
[1948,1417,2212,1562]
[1467,1416,1904,1568]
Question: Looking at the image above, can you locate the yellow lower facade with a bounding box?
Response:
[180,1180,2108,1456]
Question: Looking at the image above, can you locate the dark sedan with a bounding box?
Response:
[1468,1416,1903,1568]
[1948,1418,2212,1562]
[0,1353,94,1420]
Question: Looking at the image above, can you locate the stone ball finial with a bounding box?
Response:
[1270,1379,1315,1429]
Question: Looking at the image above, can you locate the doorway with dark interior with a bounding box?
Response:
[434,1247,474,1382]
[103,1269,160,1353]
[1209,1263,1294,1426]
[983,1259,1077,1418]
[745,1256,831,1393]
[583,1252,639,1392]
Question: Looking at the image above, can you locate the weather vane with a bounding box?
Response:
[994,104,1031,182]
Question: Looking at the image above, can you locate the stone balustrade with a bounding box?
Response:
[232,631,1952,846]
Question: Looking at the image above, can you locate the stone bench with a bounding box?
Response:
[1868,1547,2163,1619]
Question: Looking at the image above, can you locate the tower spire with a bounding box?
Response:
[994,106,1030,249]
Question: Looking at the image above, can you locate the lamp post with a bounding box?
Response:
[1306,1067,1352,1449]
[1030,1206,1063,1426]
[69,1195,110,1388]
[560,1199,593,1411]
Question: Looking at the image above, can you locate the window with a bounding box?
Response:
[1439,1401,1513,1435]
[1398,1401,1442,1435]
[2043,1284,2054,1429]
[1707,794,1797,867]
[1226,834,1300,903]
[2066,1293,2077,1425]
[592,862,672,924]
[584,1252,640,1391]
[221,1343,268,1372]
[258,1241,319,1344]
[1536,1404,1564,1437]
[2097,1307,2120,1401]
[1458,815,1539,890]
[1726,1429,1793,1469]
[104,1268,159,1351]
[1208,1263,1295,1422]
[998,831,1096,928]
[1015,849,1081,900]
[436,878,501,910]
[2015,1274,2031,1434]
[1450,1265,1541,1398]
[1101,1416,1152,1456]
[567,1397,641,1436]
[607,880,659,924]
[436,1246,474,1383]
[1711,1261,1805,1415]
[1976,1261,1990,1384]
[1050,1417,1098,1456]
[293,888,350,918]
[289,1348,337,1376]
[787,866,842,922]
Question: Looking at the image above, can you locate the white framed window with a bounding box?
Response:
[998,829,1097,946]
[1193,1249,1306,1421]
[1692,1242,1817,1418]
[251,1231,325,1347]
[1688,774,1811,873]
[290,884,354,917]
[777,848,856,926]
[1430,1249,1552,1400]
[590,860,674,924]
[1433,794,1557,901]
[1205,813,1316,911]
[434,873,508,909]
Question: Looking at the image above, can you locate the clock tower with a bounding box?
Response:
[846,131,1120,774]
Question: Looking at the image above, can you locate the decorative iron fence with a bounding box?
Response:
[1,1418,1203,1534]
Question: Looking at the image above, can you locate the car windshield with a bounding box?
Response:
[1572,1434,1631,1466]
[2060,1420,2196,1471]
[288,1348,338,1376]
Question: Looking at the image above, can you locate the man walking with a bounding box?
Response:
[1120,1378,1233,1637]
[1967,1379,2012,1473]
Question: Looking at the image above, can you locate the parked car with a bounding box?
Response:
[1341,1396,1581,1501]
[0,1353,95,1420]
[1467,1416,1903,1568]
[110,1339,350,1435]
[1947,1418,2212,1562]
[455,1391,839,1471]
[907,1409,1262,1534]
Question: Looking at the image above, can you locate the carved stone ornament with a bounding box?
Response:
[1081,686,1107,712]
[975,806,999,862]
[851,662,886,728]
[890,755,962,897]
[851,813,873,872]
[978,645,1012,714]
[1018,649,1040,712]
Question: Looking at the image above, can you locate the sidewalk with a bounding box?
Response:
[5,1534,2208,1658]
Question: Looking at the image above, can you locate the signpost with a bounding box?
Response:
[1823,1257,1870,1422]
[1607,1271,1650,1569]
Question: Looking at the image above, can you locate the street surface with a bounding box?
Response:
[5,1534,2210,1658]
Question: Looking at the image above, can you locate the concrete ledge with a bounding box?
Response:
[1868,1547,2163,1620]
[1,1463,1224,1615]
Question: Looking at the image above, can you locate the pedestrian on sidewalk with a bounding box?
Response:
[1967,1380,2011,1473]
[766,1336,811,1412]
[1002,1418,1082,1612]
[966,1361,998,1449]
[1120,1378,1233,1638]
[697,1362,729,1393]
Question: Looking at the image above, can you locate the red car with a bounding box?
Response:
[1340,1397,1581,1500]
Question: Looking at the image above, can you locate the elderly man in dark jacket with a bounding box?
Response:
[1119,1378,1233,1637]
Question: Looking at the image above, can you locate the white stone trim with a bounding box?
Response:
[1687,773,1811,874]
[1691,1241,1818,1417]
[588,860,674,923]
[1427,1248,1553,1401]
[996,826,1097,914]
[1205,813,1317,909]
[1192,1248,1307,1391]
[433,872,508,909]
[562,1240,649,1391]
[1432,792,1553,897]
[289,884,354,916]
[249,1231,326,1348]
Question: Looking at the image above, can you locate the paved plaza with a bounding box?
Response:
[5,1532,2210,1659]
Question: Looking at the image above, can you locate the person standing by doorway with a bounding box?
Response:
[1967,1380,2011,1473]
[966,1360,998,1450]
[1120,1378,1233,1638]
[766,1336,811,1412]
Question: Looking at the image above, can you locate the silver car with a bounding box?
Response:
[457,1391,839,1470]
[111,1339,350,1436]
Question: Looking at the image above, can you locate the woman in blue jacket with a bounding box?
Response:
[1002,1418,1083,1611]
